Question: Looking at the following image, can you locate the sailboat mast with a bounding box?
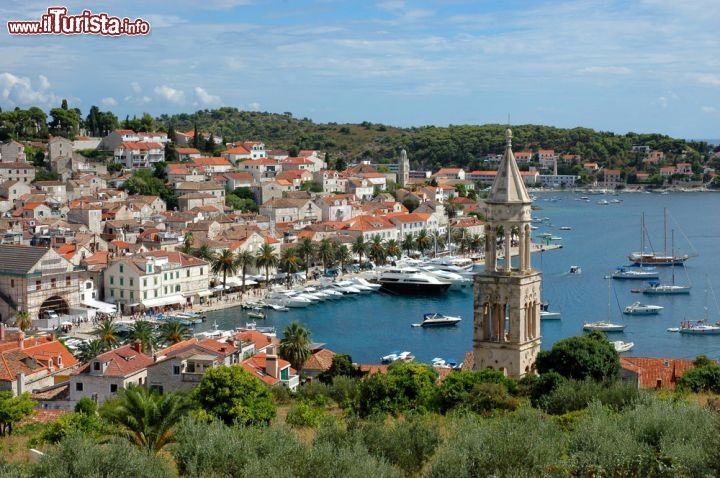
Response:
[663,208,668,256]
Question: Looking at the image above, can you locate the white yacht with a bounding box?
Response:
[350,276,382,291]
[378,267,452,295]
[418,264,473,290]
[332,281,363,294]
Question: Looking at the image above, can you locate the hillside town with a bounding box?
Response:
[0,125,710,412]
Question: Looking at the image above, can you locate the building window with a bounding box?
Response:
[120,290,124,298]
[119,265,124,273]
[51,278,56,288]
[130,278,134,286]
[143,291,147,299]
[36,280,41,291]
[175,285,181,292]
[75,382,83,391]
[143,278,147,287]
[186,270,190,278]
[10,279,14,288]
[110,276,114,285]
[200,267,204,275]
[119,277,124,286]
[93,361,100,370]
[176,271,179,279]
[110,384,118,393]
[66,276,71,287]
[173,365,180,375]
[130,291,134,299]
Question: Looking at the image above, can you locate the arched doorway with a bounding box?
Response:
[39,295,70,318]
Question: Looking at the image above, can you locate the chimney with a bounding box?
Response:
[266,346,279,379]
[0,323,5,341]
[133,340,142,353]
[17,330,25,350]
[16,372,25,395]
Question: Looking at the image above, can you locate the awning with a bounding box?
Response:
[196,290,213,297]
[81,298,117,313]
[141,294,186,308]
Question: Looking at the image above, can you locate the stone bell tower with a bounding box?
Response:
[398,148,409,188]
[473,128,541,379]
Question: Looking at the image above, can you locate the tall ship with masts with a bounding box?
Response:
[628,209,693,266]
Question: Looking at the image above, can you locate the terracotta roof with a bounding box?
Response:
[0,335,78,381]
[240,353,294,386]
[303,348,335,372]
[620,356,694,390]
[73,344,153,377]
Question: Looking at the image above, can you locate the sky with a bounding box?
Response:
[1,0,719,140]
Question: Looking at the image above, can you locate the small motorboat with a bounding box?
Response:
[247,309,266,319]
[583,321,626,332]
[610,340,634,353]
[381,351,415,363]
[413,312,462,327]
[569,265,582,274]
[623,302,664,315]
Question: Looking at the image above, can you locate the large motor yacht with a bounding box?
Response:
[377,267,452,295]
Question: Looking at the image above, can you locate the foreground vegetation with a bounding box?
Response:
[4,332,720,477]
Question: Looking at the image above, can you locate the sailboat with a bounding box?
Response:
[583,277,626,332]
[679,277,720,335]
[642,230,691,295]
[628,209,691,266]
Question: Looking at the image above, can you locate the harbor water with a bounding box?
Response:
[200,191,720,365]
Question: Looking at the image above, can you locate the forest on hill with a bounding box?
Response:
[2,103,717,175]
[154,107,717,173]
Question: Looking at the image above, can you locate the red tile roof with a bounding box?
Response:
[620,356,694,390]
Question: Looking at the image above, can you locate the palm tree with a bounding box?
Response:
[126,320,157,355]
[93,320,119,349]
[317,239,335,274]
[211,248,241,292]
[255,243,279,286]
[158,321,191,345]
[279,321,311,374]
[76,338,108,362]
[431,230,446,256]
[333,243,352,274]
[235,250,255,295]
[401,233,415,257]
[14,310,31,332]
[179,231,194,254]
[279,248,302,287]
[352,235,368,268]
[415,229,432,256]
[100,385,193,453]
[295,238,316,278]
[470,234,485,254]
[385,239,401,262]
[368,235,387,266]
[191,244,215,262]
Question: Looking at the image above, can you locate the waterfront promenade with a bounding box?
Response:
[61,242,560,343]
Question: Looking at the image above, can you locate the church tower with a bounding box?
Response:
[398,149,409,187]
[473,129,541,379]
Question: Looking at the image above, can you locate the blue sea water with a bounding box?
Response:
[200,191,720,364]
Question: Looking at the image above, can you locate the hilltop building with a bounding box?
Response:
[473,129,541,379]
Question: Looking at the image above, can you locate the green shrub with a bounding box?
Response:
[29,433,174,478]
[295,381,331,406]
[285,401,326,429]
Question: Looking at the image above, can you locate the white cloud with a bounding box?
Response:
[658,96,668,108]
[154,85,185,104]
[130,81,142,94]
[248,102,261,111]
[577,66,633,75]
[101,97,118,107]
[124,95,152,105]
[38,74,50,89]
[701,106,717,113]
[689,73,720,86]
[194,87,221,106]
[0,72,59,107]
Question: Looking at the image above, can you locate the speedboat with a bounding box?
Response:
[611,266,660,280]
[378,267,452,295]
[332,281,362,294]
[350,276,382,291]
[623,302,664,315]
[540,310,561,320]
[380,350,414,363]
[569,265,582,274]
[583,321,626,332]
[412,312,462,327]
[418,264,473,289]
[610,340,634,352]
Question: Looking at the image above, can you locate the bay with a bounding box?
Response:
[201,191,720,365]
